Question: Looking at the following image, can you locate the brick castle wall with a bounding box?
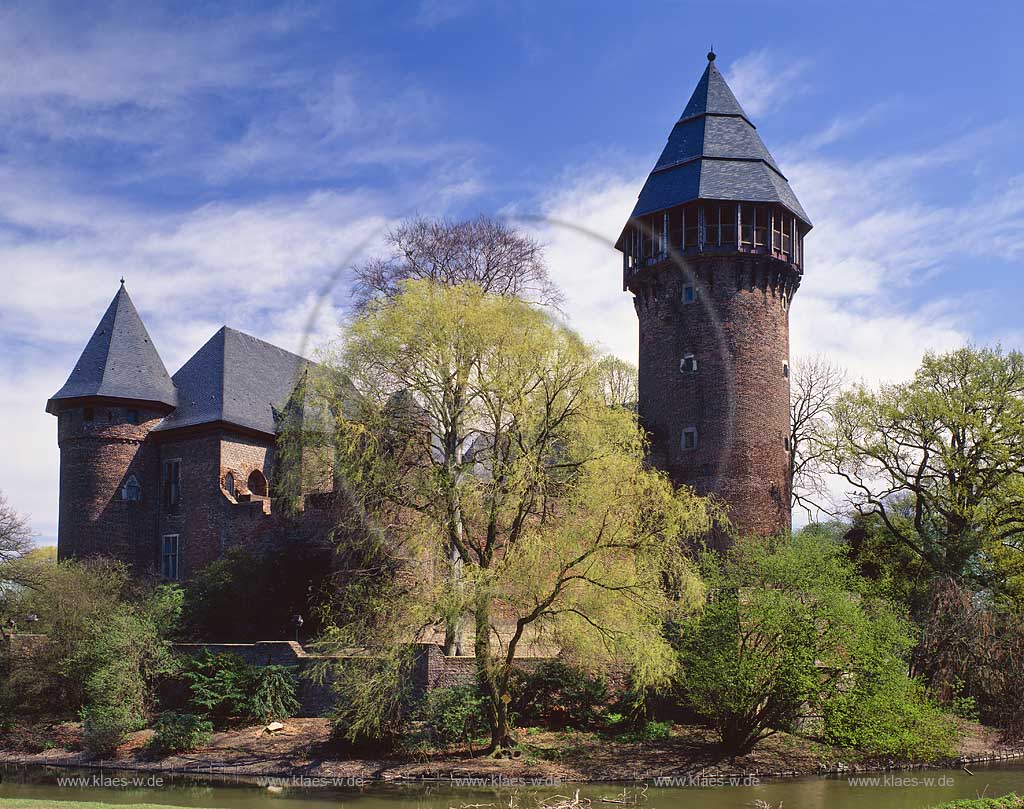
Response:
[55,404,164,569]
[631,253,796,538]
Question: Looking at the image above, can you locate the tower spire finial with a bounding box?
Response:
[119,276,125,286]
[707,45,716,62]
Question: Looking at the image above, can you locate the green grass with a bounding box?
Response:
[0,800,221,809]
[929,796,1023,808]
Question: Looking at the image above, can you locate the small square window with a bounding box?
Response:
[680,354,697,374]
[682,284,696,304]
[682,428,698,450]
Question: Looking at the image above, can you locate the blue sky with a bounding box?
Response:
[3,0,1023,544]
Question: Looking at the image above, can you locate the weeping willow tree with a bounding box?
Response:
[284,280,716,752]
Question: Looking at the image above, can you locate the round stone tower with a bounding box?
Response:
[616,52,811,539]
[46,282,178,567]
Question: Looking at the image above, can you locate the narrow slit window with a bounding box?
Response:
[163,459,181,513]
[682,284,696,304]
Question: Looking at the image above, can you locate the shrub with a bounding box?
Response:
[180,651,252,722]
[823,672,958,760]
[147,712,213,755]
[413,686,488,749]
[511,661,608,729]
[673,534,957,758]
[249,665,300,723]
[615,719,673,743]
[180,651,299,725]
[81,703,135,757]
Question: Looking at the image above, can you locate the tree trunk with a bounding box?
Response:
[474,592,514,753]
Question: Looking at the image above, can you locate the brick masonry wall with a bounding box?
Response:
[171,641,556,716]
[630,252,797,538]
[157,431,225,577]
[55,404,165,569]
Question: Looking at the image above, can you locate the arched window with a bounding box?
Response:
[247,470,268,497]
[122,474,142,502]
[224,472,235,497]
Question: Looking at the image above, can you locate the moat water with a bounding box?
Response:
[1,763,1023,809]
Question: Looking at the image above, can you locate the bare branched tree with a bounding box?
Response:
[352,216,563,310]
[0,491,35,589]
[789,355,846,519]
[597,355,638,410]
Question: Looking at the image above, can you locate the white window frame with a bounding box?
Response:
[680,353,698,374]
[161,534,180,580]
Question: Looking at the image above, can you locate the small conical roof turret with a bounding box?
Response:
[620,51,810,242]
[46,283,178,413]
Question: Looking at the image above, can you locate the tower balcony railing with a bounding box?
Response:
[621,201,805,288]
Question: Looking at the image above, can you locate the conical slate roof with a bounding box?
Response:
[47,284,177,413]
[153,326,307,436]
[626,53,810,228]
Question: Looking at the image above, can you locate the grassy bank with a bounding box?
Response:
[0,801,201,809]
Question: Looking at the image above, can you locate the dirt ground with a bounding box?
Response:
[2,719,1022,782]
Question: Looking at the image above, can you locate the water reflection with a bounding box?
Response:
[0,764,1021,809]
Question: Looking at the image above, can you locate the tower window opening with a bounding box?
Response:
[741,204,754,246]
[772,208,783,251]
[107,410,113,423]
[680,354,698,374]
[720,204,737,246]
[126,409,139,425]
[782,213,792,258]
[783,362,790,378]
[703,206,720,247]
[122,474,142,502]
[684,205,698,249]
[83,407,94,422]
[161,534,180,580]
[682,427,698,451]
[753,206,768,247]
[784,436,792,452]
[224,471,235,497]
[682,284,696,304]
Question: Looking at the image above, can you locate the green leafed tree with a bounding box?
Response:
[673,532,955,758]
[287,280,715,752]
[827,346,1024,590]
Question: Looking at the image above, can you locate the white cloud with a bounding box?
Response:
[725,50,811,118]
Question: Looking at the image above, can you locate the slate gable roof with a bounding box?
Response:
[626,55,810,228]
[153,326,307,437]
[46,284,178,413]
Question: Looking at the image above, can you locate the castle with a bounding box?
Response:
[46,285,310,577]
[49,52,809,575]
